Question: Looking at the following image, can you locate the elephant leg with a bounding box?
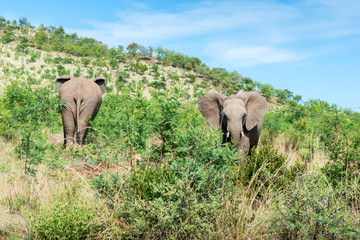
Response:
[62,110,76,148]
[249,127,261,149]
[76,118,91,145]
[77,103,100,145]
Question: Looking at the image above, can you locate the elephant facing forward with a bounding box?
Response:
[56,75,106,148]
[198,91,268,161]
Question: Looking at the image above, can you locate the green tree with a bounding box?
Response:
[258,83,275,101]
[19,17,31,27]
[127,42,140,57]
[242,77,255,91]
[15,37,29,52]
[0,16,6,27]
[34,29,48,49]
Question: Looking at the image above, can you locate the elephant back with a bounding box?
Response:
[59,76,103,101]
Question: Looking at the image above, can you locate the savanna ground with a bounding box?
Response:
[0,20,360,239]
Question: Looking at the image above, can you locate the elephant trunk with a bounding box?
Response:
[230,125,249,163]
[232,134,242,149]
[229,125,243,149]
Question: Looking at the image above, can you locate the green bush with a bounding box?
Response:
[128,166,177,200]
[271,171,360,239]
[57,65,70,76]
[185,74,197,83]
[149,81,166,90]
[53,56,73,64]
[109,59,118,69]
[168,73,180,81]
[115,178,225,239]
[232,145,302,197]
[28,51,41,63]
[318,112,360,186]
[1,81,61,174]
[31,200,101,239]
[15,36,29,52]
[1,32,14,43]
[90,90,152,152]
[151,63,158,72]
[93,59,108,68]
[115,70,129,83]
[81,58,90,66]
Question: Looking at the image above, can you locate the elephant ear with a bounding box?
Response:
[94,77,106,95]
[238,91,268,131]
[198,92,226,129]
[55,75,72,92]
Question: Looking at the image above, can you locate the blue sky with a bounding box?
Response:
[1,0,360,111]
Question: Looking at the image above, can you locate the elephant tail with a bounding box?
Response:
[76,97,81,143]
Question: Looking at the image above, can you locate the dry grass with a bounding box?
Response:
[0,206,27,238]
[260,131,328,170]
[0,136,114,238]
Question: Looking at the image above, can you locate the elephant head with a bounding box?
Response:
[198,91,268,160]
[56,75,106,148]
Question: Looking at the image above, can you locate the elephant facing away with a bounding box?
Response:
[56,75,106,148]
[198,91,268,161]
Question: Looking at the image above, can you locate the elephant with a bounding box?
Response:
[55,75,106,148]
[198,91,268,162]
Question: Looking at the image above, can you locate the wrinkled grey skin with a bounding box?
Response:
[56,75,106,148]
[198,91,268,162]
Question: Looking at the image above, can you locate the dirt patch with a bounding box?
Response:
[73,161,130,179]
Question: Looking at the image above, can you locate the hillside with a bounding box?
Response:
[1,19,360,239]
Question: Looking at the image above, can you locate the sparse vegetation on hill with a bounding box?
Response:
[0,17,359,239]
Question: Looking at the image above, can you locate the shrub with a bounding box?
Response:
[53,56,73,64]
[1,81,61,174]
[168,73,180,81]
[115,178,225,239]
[149,81,166,90]
[15,37,29,52]
[109,59,118,69]
[232,145,302,197]
[57,65,70,76]
[81,58,90,66]
[33,28,48,49]
[31,200,101,239]
[271,171,360,239]
[318,112,360,186]
[93,59,108,68]
[128,166,177,200]
[185,73,197,83]
[1,32,14,43]
[28,51,41,63]
[115,70,129,83]
[151,63,158,72]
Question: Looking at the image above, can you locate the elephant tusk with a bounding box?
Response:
[226,132,230,138]
[241,131,244,137]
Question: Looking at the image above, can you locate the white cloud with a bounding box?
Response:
[205,43,306,68]
[64,0,360,68]
[67,1,297,47]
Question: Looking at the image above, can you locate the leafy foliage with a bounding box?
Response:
[272,171,360,239]
[31,198,101,239]
[0,16,359,239]
[232,145,303,198]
